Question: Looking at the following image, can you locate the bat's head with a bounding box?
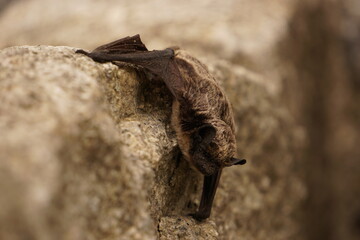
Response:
[190,121,246,176]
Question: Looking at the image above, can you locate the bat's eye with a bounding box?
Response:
[198,126,215,138]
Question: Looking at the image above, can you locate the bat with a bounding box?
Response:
[76,34,246,221]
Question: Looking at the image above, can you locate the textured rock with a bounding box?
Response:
[0,46,304,239]
[0,46,162,240]
[158,217,218,240]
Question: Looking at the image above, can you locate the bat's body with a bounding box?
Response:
[76,35,246,220]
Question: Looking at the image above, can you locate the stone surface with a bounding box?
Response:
[0,46,162,240]
[0,45,304,239]
[158,217,218,240]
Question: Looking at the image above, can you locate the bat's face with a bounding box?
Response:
[190,121,244,176]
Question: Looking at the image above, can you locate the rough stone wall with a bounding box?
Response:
[0,46,160,240]
[0,45,304,239]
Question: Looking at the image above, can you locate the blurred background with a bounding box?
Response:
[0,0,359,239]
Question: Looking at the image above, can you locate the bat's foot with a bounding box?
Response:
[189,211,210,221]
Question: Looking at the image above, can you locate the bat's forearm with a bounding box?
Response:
[77,47,185,100]
[76,48,174,64]
[192,169,222,220]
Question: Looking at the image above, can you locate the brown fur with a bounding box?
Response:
[170,50,237,172]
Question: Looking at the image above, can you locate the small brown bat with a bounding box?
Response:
[76,35,246,220]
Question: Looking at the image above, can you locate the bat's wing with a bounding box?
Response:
[155,56,185,100]
[92,34,148,54]
[116,52,185,100]
[77,35,185,99]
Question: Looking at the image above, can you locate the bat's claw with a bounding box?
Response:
[188,211,210,221]
[75,49,90,56]
[235,159,246,165]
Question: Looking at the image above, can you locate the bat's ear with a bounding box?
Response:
[228,158,246,166]
[196,124,216,145]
